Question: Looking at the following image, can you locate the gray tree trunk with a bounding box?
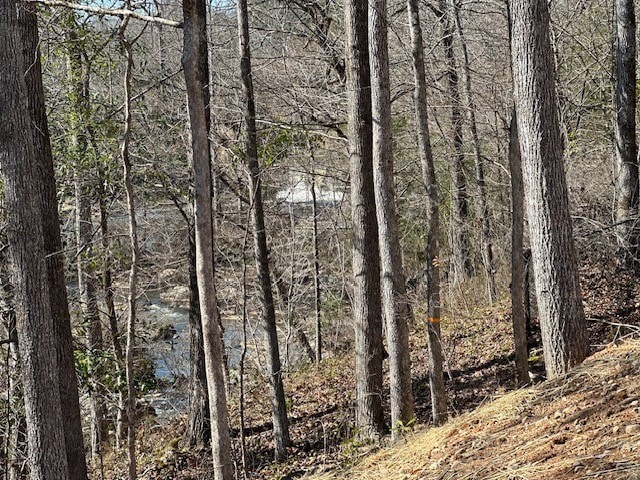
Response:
[18,5,89,478]
[369,0,414,435]
[237,0,291,459]
[408,0,447,425]
[65,21,107,458]
[0,1,70,477]
[182,0,233,476]
[614,0,639,267]
[508,111,529,385]
[438,0,472,284]
[345,0,385,440]
[450,0,495,302]
[509,0,588,379]
[117,25,139,480]
[308,149,322,364]
[187,219,211,447]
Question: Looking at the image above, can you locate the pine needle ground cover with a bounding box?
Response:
[311,340,640,480]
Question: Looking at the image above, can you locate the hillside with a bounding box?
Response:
[309,340,640,480]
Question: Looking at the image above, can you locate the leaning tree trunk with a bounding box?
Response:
[237,0,291,459]
[1,1,70,477]
[509,0,588,378]
[182,0,233,476]
[450,0,495,302]
[369,0,414,435]
[345,0,385,440]
[18,5,89,479]
[408,0,447,425]
[613,0,639,267]
[438,0,472,284]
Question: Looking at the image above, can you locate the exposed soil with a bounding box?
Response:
[94,256,640,479]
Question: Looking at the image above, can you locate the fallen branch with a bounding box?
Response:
[25,0,182,27]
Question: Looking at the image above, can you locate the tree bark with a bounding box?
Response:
[117,23,139,480]
[450,0,495,301]
[19,5,89,479]
[408,0,447,425]
[182,0,233,476]
[369,0,414,434]
[65,18,107,458]
[509,0,588,378]
[508,110,529,385]
[187,218,211,447]
[237,0,291,459]
[1,1,70,477]
[613,0,639,267]
[345,0,385,440]
[438,0,472,284]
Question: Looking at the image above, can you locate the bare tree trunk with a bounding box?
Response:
[437,0,472,284]
[613,0,639,267]
[369,0,414,435]
[18,5,89,478]
[1,2,70,477]
[187,218,211,447]
[509,0,588,378]
[450,0,495,302]
[117,22,139,480]
[308,147,322,364]
[345,0,385,440]
[182,0,233,476]
[97,171,126,444]
[508,110,529,385]
[237,0,291,459]
[3,306,27,480]
[65,20,107,458]
[408,0,447,426]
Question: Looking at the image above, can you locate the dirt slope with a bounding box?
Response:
[310,340,640,480]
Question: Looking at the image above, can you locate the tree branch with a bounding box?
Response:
[25,0,183,27]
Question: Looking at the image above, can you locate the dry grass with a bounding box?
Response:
[308,340,640,479]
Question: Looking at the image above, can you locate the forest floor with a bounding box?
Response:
[95,256,640,479]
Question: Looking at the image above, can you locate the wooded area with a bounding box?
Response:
[0,0,637,477]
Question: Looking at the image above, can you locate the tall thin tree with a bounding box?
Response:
[182,0,233,476]
[408,0,447,425]
[345,0,385,440]
[369,0,414,434]
[237,0,291,459]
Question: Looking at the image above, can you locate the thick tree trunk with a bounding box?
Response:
[345,0,385,440]
[1,2,70,477]
[408,0,447,425]
[508,111,529,385]
[369,0,414,434]
[509,0,588,378]
[237,0,291,459]
[182,0,233,476]
[614,0,639,267]
[18,5,89,478]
